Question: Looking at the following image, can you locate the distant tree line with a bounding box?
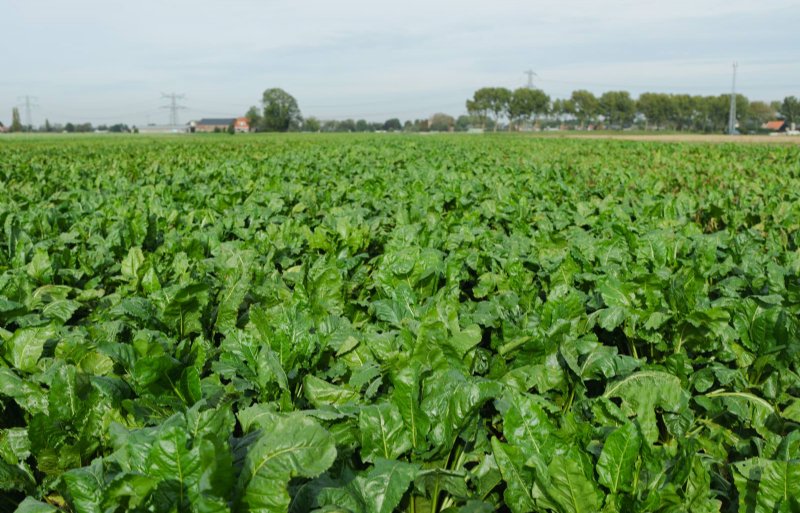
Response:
[3,109,135,133]
[240,87,798,135]
[300,114,477,133]
[467,87,551,131]
[5,87,796,135]
[241,88,478,133]
[465,87,800,133]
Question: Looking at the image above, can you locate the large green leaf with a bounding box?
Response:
[121,246,145,282]
[214,330,288,395]
[598,277,636,309]
[236,414,337,513]
[783,399,800,423]
[318,458,419,513]
[48,364,82,421]
[596,422,641,493]
[4,326,57,373]
[13,498,57,513]
[214,248,253,335]
[358,402,412,463]
[26,249,52,283]
[146,425,206,508]
[705,390,775,437]
[733,458,800,513]
[62,459,105,513]
[389,359,430,451]
[495,391,554,459]
[546,447,603,513]
[41,299,80,324]
[0,459,35,493]
[490,437,536,513]
[303,375,361,408]
[603,371,688,443]
[422,370,500,455]
[0,367,49,415]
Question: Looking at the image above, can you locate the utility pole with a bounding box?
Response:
[17,95,39,130]
[524,69,537,89]
[728,62,738,135]
[161,93,187,128]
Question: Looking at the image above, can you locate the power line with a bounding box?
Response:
[16,95,39,128]
[161,92,187,128]
[728,62,738,135]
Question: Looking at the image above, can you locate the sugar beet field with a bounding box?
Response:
[1,135,799,513]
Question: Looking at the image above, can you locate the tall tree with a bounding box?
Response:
[600,91,635,128]
[245,106,262,132]
[550,98,572,125]
[303,117,321,132]
[569,90,599,128]
[454,115,473,132]
[637,93,674,130]
[383,118,402,131]
[355,119,370,132]
[780,96,799,125]
[671,94,698,131]
[11,107,23,132]
[466,98,489,130]
[469,87,511,131]
[551,98,563,122]
[429,113,455,132]
[338,119,356,132]
[508,88,550,130]
[487,87,512,131]
[260,88,303,132]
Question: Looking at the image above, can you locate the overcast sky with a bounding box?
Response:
[2,0,799,126]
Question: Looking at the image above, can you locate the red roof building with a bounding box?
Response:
[763,120,787,132]
[234,117,250,133]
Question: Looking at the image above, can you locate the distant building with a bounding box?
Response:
[763,120,787,132]
[234,117,250,133]
[0,122,7,133]
[194,118,236,132]
[137,124,185,134]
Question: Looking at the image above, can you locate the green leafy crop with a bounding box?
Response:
[1,134,799,512]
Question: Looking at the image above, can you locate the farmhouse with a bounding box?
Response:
[193,118,234,132]
[233,117,250,132]
[762,120,787,132]
[192,117,250,133]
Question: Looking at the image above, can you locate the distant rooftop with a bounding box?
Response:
[763,120,786,131]
[197,118,235,125]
